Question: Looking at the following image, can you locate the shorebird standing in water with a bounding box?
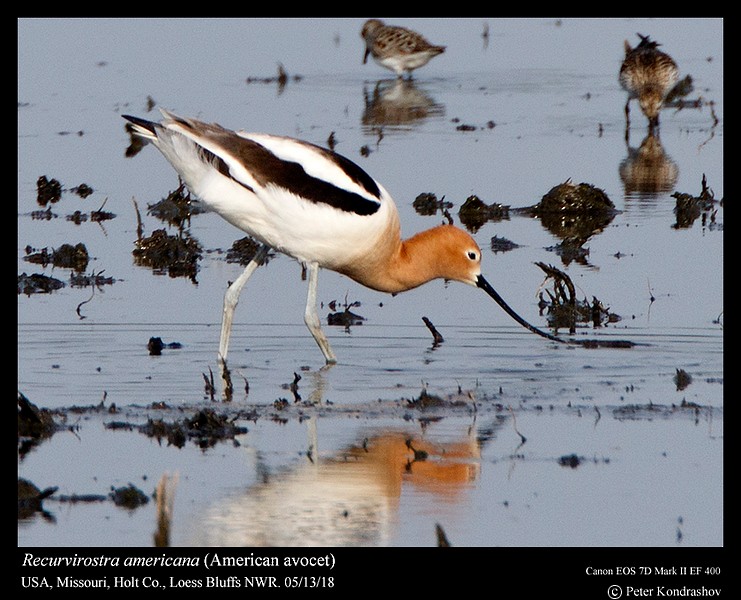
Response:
[123,110,566,395]
[361,19,446,79]
[619,34,679,134]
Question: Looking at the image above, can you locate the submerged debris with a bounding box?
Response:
[672,174,721,230]
[147,184,203,228]
[65,211,87,224]
[273,398,290,411]
[458,195,509,233]
[534,180,614,214]
[17,272,65,295]
[24,242,90,272]
[558,453,581,468]
[147,336,183,356]
[412,192,453,216]
[405,388,472,410]
[18,392,56,440]
[422,316,444,345]
[280,372,303,403]
[327,310,365,328]
[69,271,116,289]
[73,269,115,319]
[132,228,202,282]
[110,483,149,509]
[35,175,96,205]
[30,207,56,220]
[522,180,618,265]
[226,236,274,266]
[55,493,108,504]
[203,368,218,401]
[36,176,63,206]
[536,262,620,333]
[246,63,302,94]
[18,478,58,520]
[407,389,446,409]
[534,180,615,236]
[451,117,496,132]
[490,235,520,254]
[70,183,94,198]
[674,368,693,391]
[132,409,248,449]
[90,200,116,222]
[18,392,59,459]
[327,296,365,329]
[612,401,709,421]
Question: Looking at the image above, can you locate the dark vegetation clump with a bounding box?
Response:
[327,296,365,329]
[36,175,63,206]
[24,242,90,272]
[132,229,202,282]
[226,236,274,266]
[110,483,149,509]
[146,183,204,228]
[458,195,509,232]
[18,272,65,295]
[135,409,248,450]
[536,262,620,333]
[672,174,721,230]
[413,192,453,216]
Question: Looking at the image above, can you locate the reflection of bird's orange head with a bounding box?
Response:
[346,432,481,498]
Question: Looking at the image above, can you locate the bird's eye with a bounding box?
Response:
[467,251,478,261]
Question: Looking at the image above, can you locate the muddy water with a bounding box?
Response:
[18,18,722,555]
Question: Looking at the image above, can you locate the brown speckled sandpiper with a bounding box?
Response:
[361,19,445,79]
[619,34,679,130]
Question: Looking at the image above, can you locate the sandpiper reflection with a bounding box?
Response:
[362,78,444,130]
[619,132,678,199]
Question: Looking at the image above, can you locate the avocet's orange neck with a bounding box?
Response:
[339,224,482,294]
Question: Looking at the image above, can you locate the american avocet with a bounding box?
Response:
[123,110,564,376]
[619,34,679,131]
[361,19,445,79]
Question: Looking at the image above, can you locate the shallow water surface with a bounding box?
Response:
[18,18,722,553]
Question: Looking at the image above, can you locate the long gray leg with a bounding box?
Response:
[304,262,337,364]
[218,244,270,367]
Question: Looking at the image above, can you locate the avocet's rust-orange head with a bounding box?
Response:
[424,226,568,345]
[427,225,484,287]
[391,224,483,290]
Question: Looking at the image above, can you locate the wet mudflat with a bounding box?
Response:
[18,18,722,550]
